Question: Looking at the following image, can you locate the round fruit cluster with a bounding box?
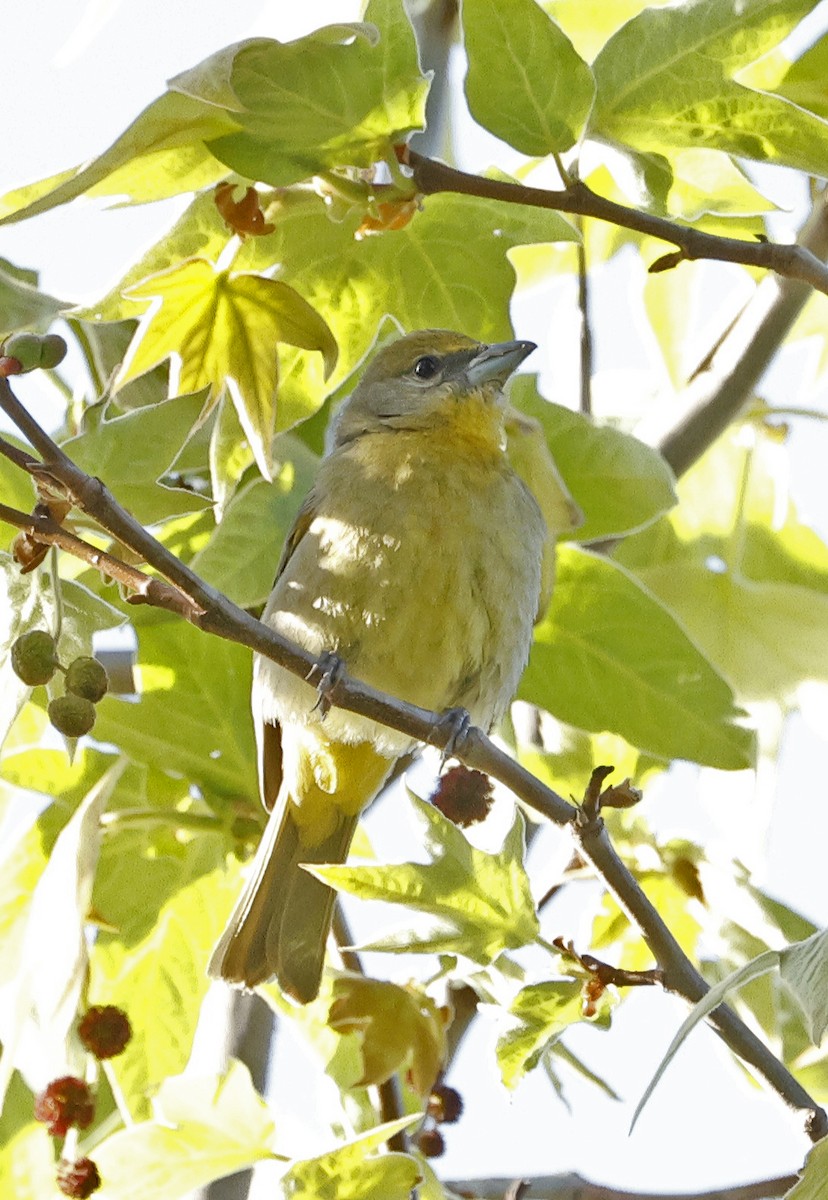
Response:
[11,629,108,737]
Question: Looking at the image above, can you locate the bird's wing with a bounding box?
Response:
[274,488,319,580]
[258,488,320,811]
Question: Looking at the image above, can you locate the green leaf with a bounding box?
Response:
[496,979,612,1089]
[92,840,238,1120]
[0,432,38,514]
[63,392,211,525]
[92,616,257,800]
[547,0,675,63]
[116,260,337,478]
[89,191,232,326]
[772,29,828,121]
[657,149,779,222]
[0,1123,55,1200]
[196,1,428,185]
[284,1118,420,1200]
[784,1137,828,1200]
[0,762,126,1112]
[313,794,539,962]
[0,258,67,338]
[71,317,171,410]
[0,92,234,226]
[631,948,780,1131]
[618,429,828,701]
[509,375,676,541]
[779,929,828,1046]
[328,977,447,1095]
[592,869,703,970]
[463,0,595,155]
[522,546,753,768]
[591,0,828,176]
[190,436,319,607]
[92,1062,280,1199]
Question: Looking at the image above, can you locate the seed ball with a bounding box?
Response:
[48,695,96,738]
[11,630,59,685]
[65,657,109,703]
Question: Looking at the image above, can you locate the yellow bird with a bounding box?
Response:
[209,329,547,1003]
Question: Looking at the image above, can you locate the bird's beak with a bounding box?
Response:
[465,340,536,389]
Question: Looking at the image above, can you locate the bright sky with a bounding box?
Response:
[2,1,828,1195]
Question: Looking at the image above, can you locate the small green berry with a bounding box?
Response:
[39,333,68,369]
[48,695,96,738]
[0,331,67,372]
[65,657,109,703]
[11,630,59,685]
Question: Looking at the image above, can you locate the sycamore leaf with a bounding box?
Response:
[779,929,828,1047]
[283,1118,421,1200]
[769,27,828,122]
[312,794,539,963]
[328,977,448,1096]
[0,92,234,226]
[509,375,676,542]
[496,979,614,1089]
[463,0,595,155]
[183,0,428,186]
[631,949,780,1131]
[116,259,337,477]
[0,760,126,1108]
[91,1061,281,1200]
[521,546,753,770]
[548,0,675,63]
[619,429,828,702]
[784,1137,828,1200]
[92,614,257,801]
[504,405,583,616]
[591,0,828,177]
[63,391,211,524]
[0,259,67,338]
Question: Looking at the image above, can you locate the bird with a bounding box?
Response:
[208,329,547,1003]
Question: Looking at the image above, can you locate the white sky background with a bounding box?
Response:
[3,0,828,1194]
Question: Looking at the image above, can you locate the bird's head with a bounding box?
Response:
[331,329,535,450]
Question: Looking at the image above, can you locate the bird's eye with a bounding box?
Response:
[413,355,440,380]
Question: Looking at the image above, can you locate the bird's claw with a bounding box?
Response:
[308,651,345,717]
[435,706,472,768]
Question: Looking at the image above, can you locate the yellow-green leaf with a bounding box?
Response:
[328,977,448,1096]
[463,0,595,156]
[312,794,539,963]
[116,259,337,477]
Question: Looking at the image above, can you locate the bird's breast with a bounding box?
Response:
[256,431,545,753]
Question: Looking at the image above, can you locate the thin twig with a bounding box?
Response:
[1,375,825,1142]
[403,149,828,296]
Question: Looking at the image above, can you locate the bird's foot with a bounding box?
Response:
[435,706,473,768]
[308,651,346,717]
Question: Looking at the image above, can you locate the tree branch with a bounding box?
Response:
[444,1172,798,1200]
[1,375,825,1142]
[403,149,828,297]
[653,187,828,476]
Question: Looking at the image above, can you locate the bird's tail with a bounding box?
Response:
[208,797,360,1003]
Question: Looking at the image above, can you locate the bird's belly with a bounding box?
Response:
[255,460,543,755]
